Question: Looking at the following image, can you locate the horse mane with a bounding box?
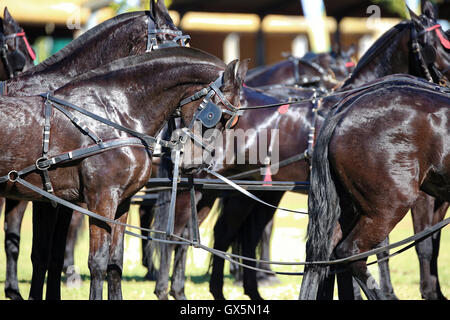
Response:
[25,11,147,74]
[59,46,226,90]
[343,20,411,86]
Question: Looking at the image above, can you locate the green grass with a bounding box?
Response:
[0,192,448,300]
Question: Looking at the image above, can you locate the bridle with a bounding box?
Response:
[0,28,35,79]
[411,22,450,86]
[146,12,190,52]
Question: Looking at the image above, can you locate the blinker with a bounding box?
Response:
[7,50,26,72]
[197,101,222,128]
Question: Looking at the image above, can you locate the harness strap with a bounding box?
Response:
[188,174,200,245]
[411,23,434,82]
[40,93,175,150]
[204,168,308,214]
[41,98,56,205]
[0,137,146,184]
[47,98,102,144]
[166,148,181,236]
[0,80,7,96]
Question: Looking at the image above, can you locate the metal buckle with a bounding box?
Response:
[36,157,51,171]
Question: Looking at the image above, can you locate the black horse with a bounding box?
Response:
[0,0,186,300]
[145,1,449,301]
[300,76,450,300]
[0,7,35,80]
[209,2,450,300]
[0,7,36,300]
[0,46,247,300]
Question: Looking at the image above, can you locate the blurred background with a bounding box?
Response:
[2,0,449,69]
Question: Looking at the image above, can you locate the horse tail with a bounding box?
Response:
[299,103,347,299]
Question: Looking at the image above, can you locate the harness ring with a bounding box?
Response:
[7,170,19,183]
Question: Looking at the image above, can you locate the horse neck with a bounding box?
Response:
[6,16,147,96]
[342,23,412,89]
[55,61,224,138]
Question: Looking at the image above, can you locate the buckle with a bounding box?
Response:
[36,157,51,171]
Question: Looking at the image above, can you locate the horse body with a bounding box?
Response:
[208,2,450,300]
[0,47,246,300]
[301,79,450,299]
[0,0,186,300]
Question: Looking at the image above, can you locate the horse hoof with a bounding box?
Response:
[170,290,187,300]
[155,291,169,300]
[5,288,23,300]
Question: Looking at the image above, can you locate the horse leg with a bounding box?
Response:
[86,195,118,300]
[412,193,448,300]
[63,210,84,284]
[4,199,27,300]
[242,194,281,300]
[29,202,58,300]
[107,203,129,300]
[154,242,174,300]
[139,201,157,280]
[210,196,253,300]
[256,217,279,284]
[46,205,73,300]
[169,227,189,300]
[374,237,398,299]
[335,207,409,300]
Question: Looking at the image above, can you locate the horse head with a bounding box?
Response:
[146,0,189,51]
[176,57,249,174]
[408,1,450,84]
[1,7,35,78]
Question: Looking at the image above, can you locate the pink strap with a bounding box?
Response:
[278,104,289,114]
[16,31,36,61]
[263,166,272,186]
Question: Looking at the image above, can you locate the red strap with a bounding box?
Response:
[425,24,450,50]
[15,31,36,61]
[345,61,355,68]
[425,24,441,32]
[436,29,450,50]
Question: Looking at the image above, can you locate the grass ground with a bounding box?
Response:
[0,192,448,300]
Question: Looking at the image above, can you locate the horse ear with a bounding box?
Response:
[3,7,14,24]
[149,0,156,18]
[155,0,169,14]
[422,1,436,20]
[3,7,18,33]
[223,59,239,86]
[235,58,249,86]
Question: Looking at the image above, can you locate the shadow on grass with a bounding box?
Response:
[0,272,236,285]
